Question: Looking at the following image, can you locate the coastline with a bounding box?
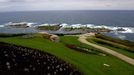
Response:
[0,22,134,42]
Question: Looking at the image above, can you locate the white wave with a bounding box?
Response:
[118,35,126,39]
[97,26,134,33]
[2,22,134,33]
[69,24,82,28]
[71,24,82,26]
[115,33,126,39]
[86,24,94,27]
[4,22,37,27]
[37,23,62,27]
[62,23,134,33]
[0,25,4,27]
[68,24,111,29]
[119,27,134,33]
[60,23,68,27]
[32,23,49,27]
[27,23,33,27]
[114,32,126,39]
[109,27,134,33]
[27,22,37,27]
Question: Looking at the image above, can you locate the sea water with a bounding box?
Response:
[0,10,134,41]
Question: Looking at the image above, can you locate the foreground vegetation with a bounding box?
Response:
[0,42,81,75]
[0,33,134,75]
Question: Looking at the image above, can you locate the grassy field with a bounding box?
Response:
[87,34,134,58]
[0,34,134,75]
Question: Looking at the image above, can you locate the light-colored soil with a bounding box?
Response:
[78,33,134,65]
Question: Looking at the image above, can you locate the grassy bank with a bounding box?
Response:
[87,34,134,58]
[95,34,134,49]
[0,34,134,75]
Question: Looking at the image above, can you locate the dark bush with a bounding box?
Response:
[0,33,26,37]
[65,44,97,55]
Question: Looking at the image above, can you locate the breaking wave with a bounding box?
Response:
[0,25,4,27]
[114,32,126,39]
[1,22,134,33]
[62,24,134,33]
[27,22,37,27]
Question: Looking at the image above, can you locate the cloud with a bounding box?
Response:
[0,0,134,12]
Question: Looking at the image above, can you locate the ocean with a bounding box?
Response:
[0,10,134,41]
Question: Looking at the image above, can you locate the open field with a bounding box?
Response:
[0,33,134,75]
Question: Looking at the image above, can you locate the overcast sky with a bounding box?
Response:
[0,0,134,12]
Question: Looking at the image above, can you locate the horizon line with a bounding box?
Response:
[1,9,134,13]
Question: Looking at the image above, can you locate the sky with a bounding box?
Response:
[0,0,134,12]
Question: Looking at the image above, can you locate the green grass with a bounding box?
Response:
[60,36,107,54]
[37,25,61,30]
[87,35,134,58]
[0,34,134,75]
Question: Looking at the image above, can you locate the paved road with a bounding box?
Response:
[78,33,134,65]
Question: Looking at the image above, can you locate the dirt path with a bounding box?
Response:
[78,33,134,65]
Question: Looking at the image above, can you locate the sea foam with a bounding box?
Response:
[2,22,134,33]
[0,25,4,27]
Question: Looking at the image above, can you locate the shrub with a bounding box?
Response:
[0,33,26,37]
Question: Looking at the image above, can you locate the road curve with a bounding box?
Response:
[78,33,134,66]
